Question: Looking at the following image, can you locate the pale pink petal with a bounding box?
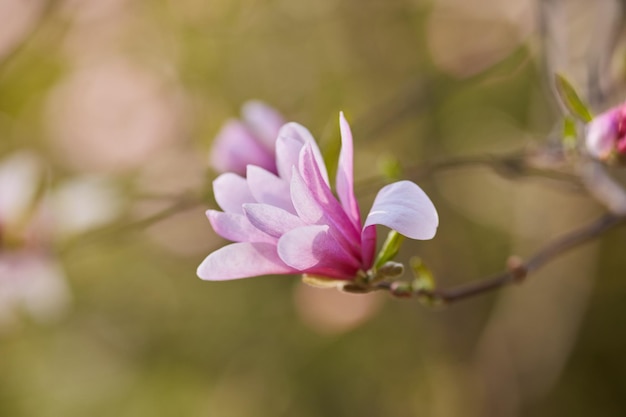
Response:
[363,180,438,240]
[241,100,285,151]
[289,166,361,264]
[242,203,306,238]
[275,133,305,182]
[213,173,255,214]
[585,111,617,159]
[289,167,324,223]
[197,242,294,281]
[336,112,361,228]
[275,122,328,184]
[277,225,360,279]
[207,210,275,243]
[210,120,275,175]
[0,152,41,224]
[297,145,361,241]
[246,165,294,213]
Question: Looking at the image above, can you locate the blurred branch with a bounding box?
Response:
[60,195,202,254]
[374,211,626,303]
[355,146,583,196]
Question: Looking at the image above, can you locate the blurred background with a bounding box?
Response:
[1,0,626,416]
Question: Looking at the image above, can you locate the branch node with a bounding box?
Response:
[506,255,528,283]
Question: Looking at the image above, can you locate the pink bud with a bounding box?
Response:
[586,104,626,161]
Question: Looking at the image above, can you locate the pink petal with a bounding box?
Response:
[207,210,275,243]
[297,145,361,241]
[360,225,377,270]
[586,111,617,158]
[242,203,306,238]
[275,122,328,184]
[336,112,361,229]
[246,165,294,213]
[210,120,275,175]
[197,242,294,281]
[213,173,255,214]
[0,152,41,225]
[277,225,360,279]
[241,100,285,151]
[363,180,438,240]
[290,166,361,263]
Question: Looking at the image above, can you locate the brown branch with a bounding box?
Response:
[376,212,626,304]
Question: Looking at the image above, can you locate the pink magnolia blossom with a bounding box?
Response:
[209,101,285,175]
[0,152,121,329]
[586,103,626,160]
[197,113,438,281]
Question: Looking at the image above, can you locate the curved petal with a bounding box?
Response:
[207,210,275,243]
[290,167,361,261]
[275,123,328,184]
[213,173,255,214]
[297,145,360,240]
[210,120,275,175]
[246,165,294,213]
[364,180,438,240]
[241,100,285,151]
[197,242,294,281]
[277,225,360,279]
[336,112,361,228]
[242,203,306,238]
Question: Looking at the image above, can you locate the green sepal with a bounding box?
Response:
[554,74,593,123]
[374,230,404,269]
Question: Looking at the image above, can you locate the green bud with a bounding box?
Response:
[374,230,404,269]
[376,261,404,279]
[410,258,442,306]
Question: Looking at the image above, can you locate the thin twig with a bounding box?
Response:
[376,212,626,303]
[355,148,582,196]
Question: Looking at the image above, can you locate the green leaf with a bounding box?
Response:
[374,230,404,269]
[554,74,593,122]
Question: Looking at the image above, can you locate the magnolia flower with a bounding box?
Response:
[585,103,626,160]
[210,101,285,175]
[0,152,121,329]
[197,113,438,281]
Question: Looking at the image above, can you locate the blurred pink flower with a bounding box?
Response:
[210,101,285,175]
[46,58,184,173]
[197,113,438,281]
[586,103,626,160]
[0,152,121,329]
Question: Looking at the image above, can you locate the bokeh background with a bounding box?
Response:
[1,0,626,416]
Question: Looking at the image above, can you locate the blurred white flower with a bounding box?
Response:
[0,152,121,331]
